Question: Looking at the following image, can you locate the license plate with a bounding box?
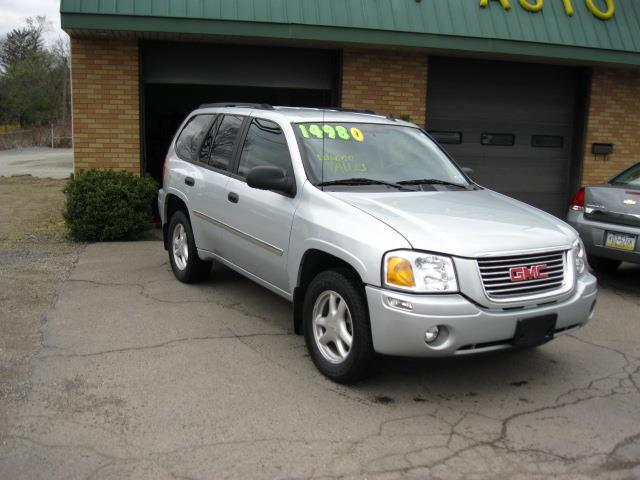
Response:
[605,231,637,251]
[512,314,557,348]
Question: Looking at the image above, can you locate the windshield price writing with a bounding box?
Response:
[299,124,365,142]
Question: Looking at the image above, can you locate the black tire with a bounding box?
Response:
[587,255,621,274]
[303,268,374,384]
[167,210,211,283]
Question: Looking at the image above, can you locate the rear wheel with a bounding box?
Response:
[303,269,374,384]
[587,255,621,274]
[168,210,211,283]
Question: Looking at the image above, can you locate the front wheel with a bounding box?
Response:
[168,210,211,283]
[303,269,374,384]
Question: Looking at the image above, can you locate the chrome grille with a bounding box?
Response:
[477,250,567,300]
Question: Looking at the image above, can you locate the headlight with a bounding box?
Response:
[383,250,458,293]
[573,238,586,276]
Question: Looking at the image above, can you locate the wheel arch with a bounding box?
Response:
[163,193,190,250]
[293,249,366,335]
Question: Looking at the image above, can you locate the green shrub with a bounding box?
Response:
[63,170,158,241]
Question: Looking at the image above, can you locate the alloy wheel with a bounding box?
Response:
[172,223,189,270]
[312,290,354,364]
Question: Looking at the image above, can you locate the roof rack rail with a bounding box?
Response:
[199,102,274,110]
[335,108,378,115]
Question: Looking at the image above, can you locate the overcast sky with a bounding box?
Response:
[0,0,67,45]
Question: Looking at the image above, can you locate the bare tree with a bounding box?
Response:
[50,37,71,127]
[0,16,48,72]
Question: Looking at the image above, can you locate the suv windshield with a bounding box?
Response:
[611,162,640,187]
[296,122,470,189]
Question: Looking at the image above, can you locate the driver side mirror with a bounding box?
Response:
[462,167,475,178]
[246,166,295,196]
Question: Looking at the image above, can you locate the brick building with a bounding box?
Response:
[61,0,640,217]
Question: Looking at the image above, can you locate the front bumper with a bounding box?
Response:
[366,273,597,357]
[567,210,640,263]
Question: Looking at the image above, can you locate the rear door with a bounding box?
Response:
[219,117,300,293]
[172,113,224,253]
[189,114,245,254]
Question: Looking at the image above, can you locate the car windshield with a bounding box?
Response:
[295,122,470,189]
[611,163,640,186]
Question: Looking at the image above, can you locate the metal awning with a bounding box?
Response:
[60,0,640,66]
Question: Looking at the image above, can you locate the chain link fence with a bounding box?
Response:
[0,125,72,150]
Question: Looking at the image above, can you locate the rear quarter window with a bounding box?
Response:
[175,115,214,162]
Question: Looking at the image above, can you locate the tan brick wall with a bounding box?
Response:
[341,49,427,126]
[70,38,140,173]
[582,68,640,185]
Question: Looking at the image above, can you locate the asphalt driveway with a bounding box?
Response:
[1,241,639,479]
[0,148,73,179]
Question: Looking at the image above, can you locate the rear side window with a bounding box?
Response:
[198,116,220,164]
[237,119,293,178]
[175,115,213,162]
[611,163,640,186]
[210,115,244,170]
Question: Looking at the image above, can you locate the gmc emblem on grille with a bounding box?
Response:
[509,265,549,282]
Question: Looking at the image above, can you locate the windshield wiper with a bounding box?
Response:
[317,178,416,192]
[398,178,470,189]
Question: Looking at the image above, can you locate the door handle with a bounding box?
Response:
[228,192,239,204]
[184,177,195,187]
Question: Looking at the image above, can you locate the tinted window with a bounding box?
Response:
[481,133,514,146]
[429,131,462,145]
[198,116,220,164]
[238,119,293,179]
[210,115,244,170]
[175,115,214,162]
[532,135,563,148]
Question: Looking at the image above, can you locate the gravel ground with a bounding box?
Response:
[0,176,82,442]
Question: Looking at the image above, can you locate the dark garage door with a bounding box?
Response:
[141,42,339,181]
[426,57,587,217]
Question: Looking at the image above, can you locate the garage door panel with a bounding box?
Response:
[462,159,567,193]
[427,57,579,217]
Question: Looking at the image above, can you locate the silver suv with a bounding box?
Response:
[159,104,598,383]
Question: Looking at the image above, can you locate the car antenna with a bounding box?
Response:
[321,106,325,191]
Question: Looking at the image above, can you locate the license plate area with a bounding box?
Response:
[511,314,557,348]
[605,231,637,251]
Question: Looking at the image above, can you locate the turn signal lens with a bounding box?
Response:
[570,187,585,212]
[383,251,459,293]
[386,257,415,288]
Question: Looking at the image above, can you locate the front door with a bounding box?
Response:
[219,117,300,293]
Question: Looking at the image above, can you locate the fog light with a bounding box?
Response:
[387,297,413,311]
[425,326,440,344]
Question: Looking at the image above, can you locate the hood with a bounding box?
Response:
[329,189,576,257]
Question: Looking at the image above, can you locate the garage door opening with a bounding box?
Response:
[143,84,334,181]
[141,42,340,182]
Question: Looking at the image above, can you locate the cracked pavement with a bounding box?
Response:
[1,241,639,479]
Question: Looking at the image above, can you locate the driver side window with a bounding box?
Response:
[237,119,293,179]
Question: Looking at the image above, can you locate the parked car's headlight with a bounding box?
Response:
[383,251,458,293]
[573,238,586,276]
